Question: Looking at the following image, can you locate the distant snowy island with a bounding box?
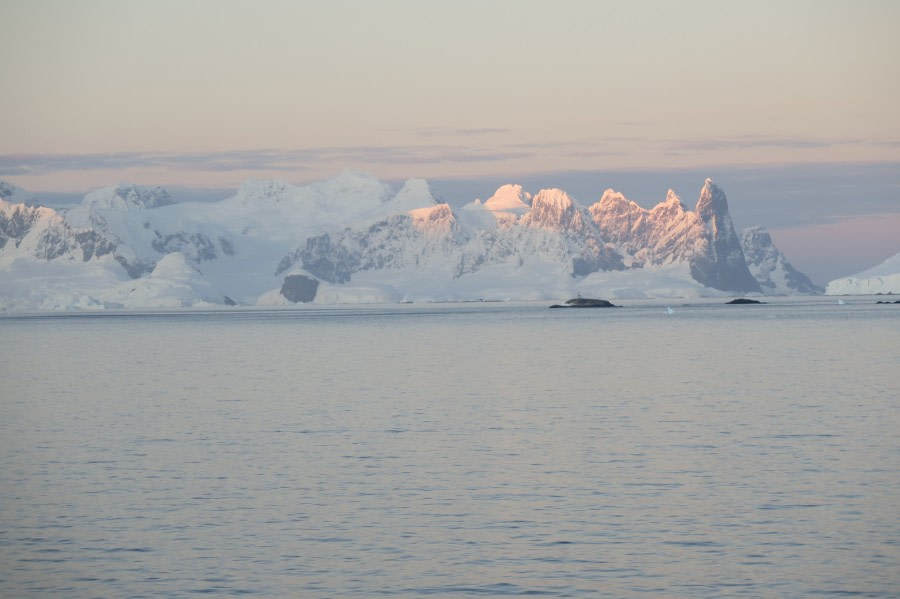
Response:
[825,252,900,296]
[0,172,866,311]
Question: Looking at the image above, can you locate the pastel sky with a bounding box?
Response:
[1,0,899,283]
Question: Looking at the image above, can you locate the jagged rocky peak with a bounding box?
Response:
[410,204,458,236]
[650,189,686,219]
[590,179,760,293]
[689,178,761,293]
[483,184,532,213]
[0,174,827,309]
[694,178,738,240]
[1,186,60,231]
[741,225,824,295]
[524,188,586,232]
[596,188,634,209]
[664,189,683,207]
[0,198,56,250]
[590,189,644,233]
[592,186,685,222]
[82,183,175,210]
[695,178,728,222]
[0,195,117,264]
[587,192,621,224]
[0,199,55,222]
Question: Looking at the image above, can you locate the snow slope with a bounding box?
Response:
[0,173,821,309]
[825,252,900,295]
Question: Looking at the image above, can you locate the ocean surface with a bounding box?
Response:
[1,297,898,597]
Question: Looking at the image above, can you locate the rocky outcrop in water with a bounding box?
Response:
[549,297,617,308]
[280,274,319,303]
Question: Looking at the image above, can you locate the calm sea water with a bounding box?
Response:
[1,298,898,597]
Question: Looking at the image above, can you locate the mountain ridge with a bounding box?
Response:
[0,173,823,309]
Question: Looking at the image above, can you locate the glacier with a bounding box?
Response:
[1,173,823,310]
[825,252,900,295]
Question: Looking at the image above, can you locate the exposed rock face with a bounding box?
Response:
[280,274,319,303]
[589,182,762,293]
[740,226,823,294]
[549,297,617,308]
[0,200,118,262]
[0,202,50,249]
[590,189,707,268]
[275,191,628,286]
[0,173,824,309]
[83,184,176,210]
[692,180,761,293]
[152,232,219,262]
[522,189,587,234]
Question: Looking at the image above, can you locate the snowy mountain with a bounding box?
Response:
[588,181,759,292]
[825,252,900,295]
[0,173,821,309]
[0,181,37,205]
[740,226,824,295]
[81,184,176,210]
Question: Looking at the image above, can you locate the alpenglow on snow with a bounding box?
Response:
[0,173,823,309]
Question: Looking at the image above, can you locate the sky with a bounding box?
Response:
[1,0,898,284]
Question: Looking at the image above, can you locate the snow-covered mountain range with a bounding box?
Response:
[1,173,824,309]
[825,252,900,295]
